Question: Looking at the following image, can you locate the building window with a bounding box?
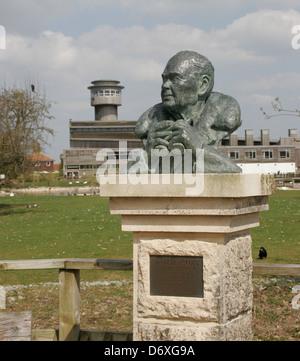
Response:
[262,150,273,159]
[245,150,256,160]
[92,89,121,98]
[279,150,290,159]
[67,165,79,169]
[70,126,136,133]
[229,151,239,159]
[46,161,51,167]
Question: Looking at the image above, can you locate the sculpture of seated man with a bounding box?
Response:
[128,50,242,174]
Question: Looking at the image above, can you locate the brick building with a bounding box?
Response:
[219,128,300,175]
[28,153,55,172]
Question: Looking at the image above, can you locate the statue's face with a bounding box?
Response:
[161,57,200,118]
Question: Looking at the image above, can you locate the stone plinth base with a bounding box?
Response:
[100,174,275,341]
[133,232,253,341]
[136,312,253,341]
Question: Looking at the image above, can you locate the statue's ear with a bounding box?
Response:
[198,75,210,98]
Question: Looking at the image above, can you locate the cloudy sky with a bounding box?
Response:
[1,0,300,162]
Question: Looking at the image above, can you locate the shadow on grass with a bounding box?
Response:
[0,203,29,216]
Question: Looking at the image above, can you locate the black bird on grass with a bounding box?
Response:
[259,247,267,259]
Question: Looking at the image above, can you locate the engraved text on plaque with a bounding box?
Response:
[150,255,203,298]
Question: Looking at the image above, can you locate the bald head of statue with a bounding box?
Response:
[161,51,215,121]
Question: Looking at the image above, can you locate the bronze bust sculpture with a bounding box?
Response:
[128,50,242,174]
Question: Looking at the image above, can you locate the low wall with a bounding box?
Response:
[1,186,100,196]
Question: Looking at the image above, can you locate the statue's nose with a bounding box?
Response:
[162,79,171,90]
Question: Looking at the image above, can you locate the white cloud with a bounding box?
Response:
[2,7,300,160]
[235,73,300,92]
[4,31,78,80]
[220,9,300,55]
[3,9,300,93]
[2,9,300,113]
[78,9,300,71]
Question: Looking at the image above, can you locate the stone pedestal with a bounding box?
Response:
[100,174,275,341]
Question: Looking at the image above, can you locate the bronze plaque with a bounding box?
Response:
[150,255,203,298]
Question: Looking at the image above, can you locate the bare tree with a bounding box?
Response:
[260,97,300,119]
[0,83,54,180]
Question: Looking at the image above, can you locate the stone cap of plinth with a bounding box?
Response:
[99,173,275,198]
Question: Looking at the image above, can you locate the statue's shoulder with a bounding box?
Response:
[202,92,241,131]
[207,92,240,110]
[135,103,171,138]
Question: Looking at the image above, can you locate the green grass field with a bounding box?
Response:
[0,195,133,285]
[0,190,299,285]
[251,190,300,263]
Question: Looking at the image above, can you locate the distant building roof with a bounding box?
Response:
[27,153,55,162]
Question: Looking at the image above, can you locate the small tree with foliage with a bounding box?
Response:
[0,84,54,180]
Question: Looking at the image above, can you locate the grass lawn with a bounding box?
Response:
[252,190,300,264]
[0,189,299,285]
[0,195,133,285]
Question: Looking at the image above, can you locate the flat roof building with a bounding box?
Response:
[219,128,300,175]
[62,80,140,179]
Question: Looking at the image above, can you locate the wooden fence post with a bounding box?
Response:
[59,269,80,341]
[0,286,6,310]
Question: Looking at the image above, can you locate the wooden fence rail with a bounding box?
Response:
[0,258,299,341]
[0,258,133,271]
[0,259,133,341]
[252,263,300,277]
